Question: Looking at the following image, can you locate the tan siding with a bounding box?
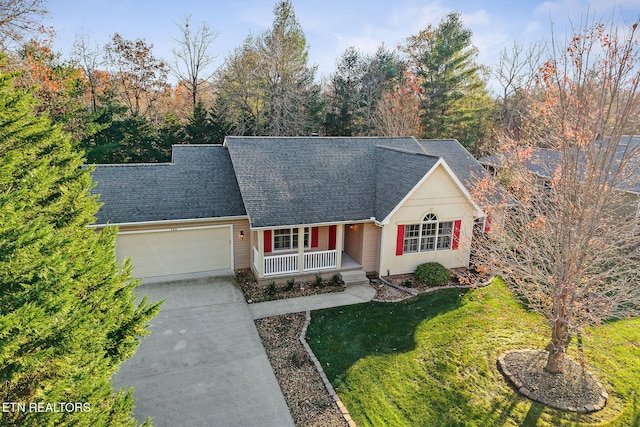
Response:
[230,219,251,269]
[361,222,381,273]
[316,226,329,251]
[381,165,476,275]
[344,224,364,263]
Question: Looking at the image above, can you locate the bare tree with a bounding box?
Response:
[373,71,422,136]
[104,33,169,118]
[214,0,316,136]
[493,40,544,142]
[71,33,102,112]
[171,14,218,111]
[474,18,640,375]
[0,0,47,49]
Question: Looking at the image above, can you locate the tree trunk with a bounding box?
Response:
[545,296,567,374]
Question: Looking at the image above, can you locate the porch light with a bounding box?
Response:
[239,230,245,240]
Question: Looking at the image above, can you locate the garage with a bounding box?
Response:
[115,225,233,280]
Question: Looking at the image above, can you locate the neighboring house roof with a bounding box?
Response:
[91,145,246,224]
[91,136,487,228]
[478,136,640,195]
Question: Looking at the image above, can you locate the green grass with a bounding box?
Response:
[306,279,640,427]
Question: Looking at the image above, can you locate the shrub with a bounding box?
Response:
[286,279,295,291]
[415,262,451,286]
[267,281,277,295]
[315,273,323,286]
[332,273,342,285]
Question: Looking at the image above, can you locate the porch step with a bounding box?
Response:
[340,269,370,287]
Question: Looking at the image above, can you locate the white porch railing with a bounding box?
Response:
[264,253,299,276]
[260,249,338,276]
[304,249,337,271]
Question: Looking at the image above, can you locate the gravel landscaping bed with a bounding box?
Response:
[255,313,348,427]
[236,269,345,304]
[383,268,490,295]
[370,280,413,302]
[254,284,410,426]
[498,349,608,413]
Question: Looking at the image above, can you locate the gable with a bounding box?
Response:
[402,163,476,215]
[374,146,440,221]
[381,160,482,225]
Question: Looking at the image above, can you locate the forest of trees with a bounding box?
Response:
[0,0,538,163]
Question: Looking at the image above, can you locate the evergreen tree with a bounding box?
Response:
[0,68,160,426]
[324,45,402,136]
[215,0,316,136]
[405,13,492,149]
[183,101,227,144]
[80,96,171,164]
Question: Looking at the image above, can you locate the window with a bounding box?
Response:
[403,214,453,253]
[273,227,309,251]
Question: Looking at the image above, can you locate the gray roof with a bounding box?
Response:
[479,136,640,194]
[225,136,463,228]
[91,145,246,224]
[91,137,485,228]
[418,139,488,190]
[374,145,439,220]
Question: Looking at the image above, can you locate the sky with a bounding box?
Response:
[45,0,640,93]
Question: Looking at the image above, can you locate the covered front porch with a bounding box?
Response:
[251,224,365,279]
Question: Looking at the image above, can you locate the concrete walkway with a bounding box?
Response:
[249,283,377,319]
[113,277,294,427]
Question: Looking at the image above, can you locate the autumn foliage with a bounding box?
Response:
[473,19,640,374]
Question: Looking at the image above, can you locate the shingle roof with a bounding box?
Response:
[374,145,439,221]
[91,137,485,228]
[478,136,640,194]
[225,136,455,228]
[418,139,488,190]
[90,145,246,224]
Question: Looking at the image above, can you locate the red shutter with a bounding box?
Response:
[328,225,337,250]
[264,230,272,253]
[484,215,491,233]
[311,227,319,248]
[396,224,404,256]
[452,220,462,250]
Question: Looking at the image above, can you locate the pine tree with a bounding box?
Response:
[0,68,160,426]
[404,13,492,149]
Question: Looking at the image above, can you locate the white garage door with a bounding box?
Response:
[116,226,233,279]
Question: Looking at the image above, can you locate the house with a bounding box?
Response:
[478,136,640,216]
[90,137,487,283]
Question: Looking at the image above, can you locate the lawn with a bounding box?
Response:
[306,279,640,427]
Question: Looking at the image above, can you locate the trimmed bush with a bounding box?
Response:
[415,262,451,286]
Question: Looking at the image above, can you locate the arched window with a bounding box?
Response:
[402,214,454,253]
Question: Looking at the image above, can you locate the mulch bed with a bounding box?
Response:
[253,284,411,426]
[235,269,345,304]
[370,280,413,301]
[255,313,348,427]
[382,268,490,295]
[498,349,608,413]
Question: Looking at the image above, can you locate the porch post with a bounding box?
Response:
[298,226,305,273]
[257,229,264,278]
[335,224,343,268]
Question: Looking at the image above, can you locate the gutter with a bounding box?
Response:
[87,215,249,229]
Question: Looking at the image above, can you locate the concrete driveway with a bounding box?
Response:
[112,277,294,427]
